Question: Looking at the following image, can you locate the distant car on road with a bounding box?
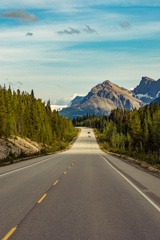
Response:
[88,134,91,137]
[88,131,90,134]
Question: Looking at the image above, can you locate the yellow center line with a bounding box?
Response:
[37,194,47,203]
[64,171,67,174]
[69,166,71,169]
[53,180,59,185]
[72,163,74,165]
[2,228,17,240]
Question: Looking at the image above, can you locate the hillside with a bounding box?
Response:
[0,136,42,163]
[0,86,78,165]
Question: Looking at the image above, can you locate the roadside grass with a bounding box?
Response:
[94,129,160,176]
[0,128,79,167]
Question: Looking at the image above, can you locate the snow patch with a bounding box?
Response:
[134,93,154,100]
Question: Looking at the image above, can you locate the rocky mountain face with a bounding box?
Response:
[0,136,42,161]
[60,80,145,119]
[132,76,160,103]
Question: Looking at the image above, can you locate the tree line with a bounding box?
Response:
[73,103,160,166]
[0,85,77,149]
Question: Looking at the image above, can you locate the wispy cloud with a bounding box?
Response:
[83,25,98,34]
[5,80,23,89]
[56,84,63,88]
[17,81,23,85]
[0,10,38,22]
[8,81,16,86]
[57,25,98,36]
[57,27,80,35]
[0,0,160,10]
[120,22,131,30]
[26,32,33,36]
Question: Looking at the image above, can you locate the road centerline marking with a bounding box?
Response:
[2,227,17,240]
[64,171,67,174]
[53,180,59,185]
[37,194,47,203]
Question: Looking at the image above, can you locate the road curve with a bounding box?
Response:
[0,127,160,240]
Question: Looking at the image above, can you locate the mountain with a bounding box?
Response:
[60,80,145,119]
[68,96,84,106]
[132,76,160,104]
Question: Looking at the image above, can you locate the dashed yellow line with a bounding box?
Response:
[2,227,17,240]
[72,163,74,165]
[37,194,47,203]
[2,160,78,240]
[53,180,59,185]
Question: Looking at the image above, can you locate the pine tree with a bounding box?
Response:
[0,86,7,137]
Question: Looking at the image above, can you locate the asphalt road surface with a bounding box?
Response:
[0,127,160,240]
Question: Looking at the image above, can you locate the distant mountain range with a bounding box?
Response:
[59,80,143,119]
[59,76,160,119]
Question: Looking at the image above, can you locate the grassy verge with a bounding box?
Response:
[0,128,79,167]
[94,129,160,177]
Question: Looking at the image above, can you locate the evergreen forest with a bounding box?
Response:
[0,86,78,159]
[73,103,160,167]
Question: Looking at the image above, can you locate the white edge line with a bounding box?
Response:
[98,152,160,212]
[0,155,55,178]
[0,135,82,178]
[92,136,160,212]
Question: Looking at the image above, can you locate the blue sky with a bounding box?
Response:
[0,0,160,105]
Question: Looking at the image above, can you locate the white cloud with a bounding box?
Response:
[50,105,68,111]
[52,97,71,105]
[0,10,38,22]
[0,7,160,44]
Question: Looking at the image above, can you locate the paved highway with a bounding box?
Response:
[0,128,160,240]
